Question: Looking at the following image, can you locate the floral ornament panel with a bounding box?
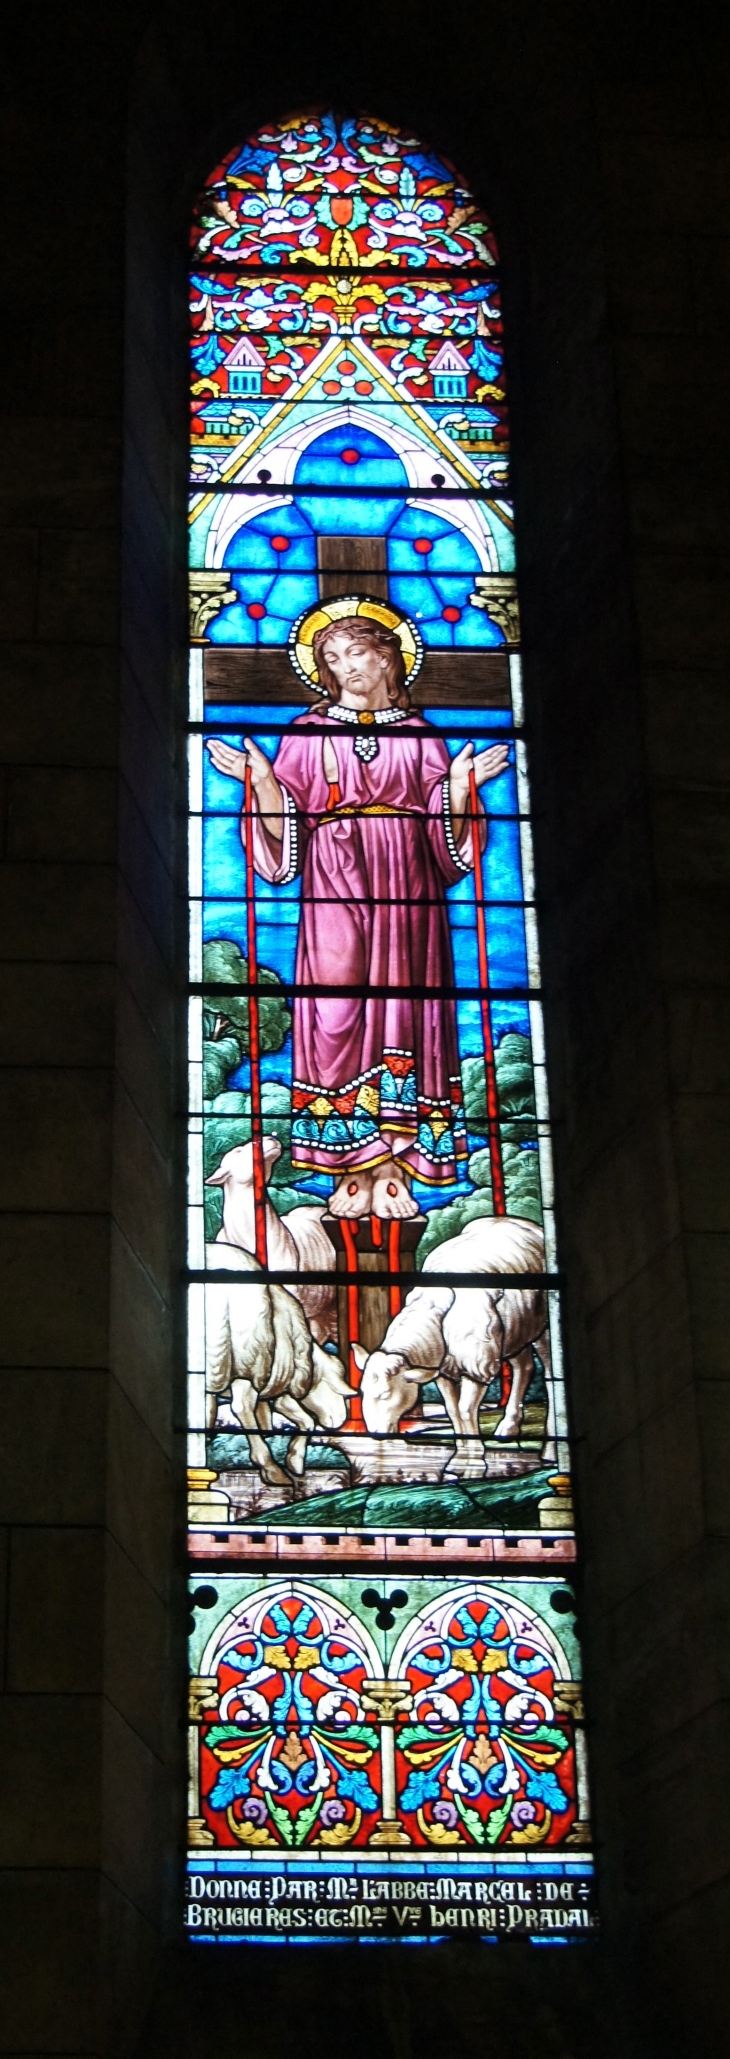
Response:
[192,113,497,273]
[199,1587,382,1850]
[190,271,506,428]
[392,1588,577,1850]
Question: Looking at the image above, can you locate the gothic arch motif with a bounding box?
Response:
[185,109,595,1944]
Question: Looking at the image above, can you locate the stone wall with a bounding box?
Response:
[1,1,728,2052]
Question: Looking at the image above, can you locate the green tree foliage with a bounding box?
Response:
[203,1084,307,1241]
[202,937,290,1100]
[417,1032,543,1265]
[202,940,294,1238]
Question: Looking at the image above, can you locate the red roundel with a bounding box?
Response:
[341,447,360,464]
[247,602,266,620]
[414,537,433,554]
[338,359,356,375]
[271,535,290,552]
[442,605,461,622]
[354,380,373,395]
[323,379,342,395]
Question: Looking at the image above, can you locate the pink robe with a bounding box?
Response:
[249,707,477,1185]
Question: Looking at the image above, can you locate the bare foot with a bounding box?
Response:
[371,1158,420,1220]
[329,1167,374,1218]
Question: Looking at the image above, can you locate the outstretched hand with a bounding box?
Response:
[206,736,284,844]
[206,736,273,787]
[449,740,510,852]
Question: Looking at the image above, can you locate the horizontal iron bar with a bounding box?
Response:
[190,259,498,283]
[189,481,511,502]
[189,720,520,736]
[193,897,531,913]
[189,982,541,1000]
[187,1268,562,1288]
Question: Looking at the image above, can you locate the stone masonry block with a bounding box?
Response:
[106,1379,171,1599]
[0,964,116,1067]
[0,1697,101,1867]
[0,643,118,765]
[116,879,174,1053]
[7,1529,104,1693]
[0,1069,112,1212]
[109,1225,172,1453]
[0,1214,110,1368]
[684,1232,730,1378]
[37,529,119,645]
[101,1702,168,1923]
[696,1381,730,1534]
[672,1094,730,1235]
[589,1384,704,1610]
[0,1868,100,2052]
[0,863,115,961]
[659,881,730,987]
[118,660,175,864]
[111,1080,172,1297]
[653,790,730,886]
[582,1236,693,1457]
[115,978,173,1158]
[0,1527,7,1683]
[0,1369,106,1524]
[618,1698,730,1911]
[606,1540,730,1763]
[692,235,730,338]
[0,529,38,640]
[103,1537,168,1760]
[616,339,730,460]
[604,231,692,335]
[623,459,730,560]
[643,668,730,788]
[6,768,117,863]
[117,782,174,965]
[600,135,730,235]
[635,559,730,673]
[0,417,120,529]
[667,994,730,1097]
[572,1106,682,1314]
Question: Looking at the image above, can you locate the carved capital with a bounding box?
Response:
[554,1681,584,1723]
[189,1674,219,1724]
[361,1678,413,1724]
[468,574,521,646]
[188,1815,215,1847]
[189,570,236,641]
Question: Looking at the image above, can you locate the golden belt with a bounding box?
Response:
[313,804,415,827]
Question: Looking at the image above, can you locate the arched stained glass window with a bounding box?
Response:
[186,111,595,1944]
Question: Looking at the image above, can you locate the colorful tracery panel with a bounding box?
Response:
[186,111,595,1942]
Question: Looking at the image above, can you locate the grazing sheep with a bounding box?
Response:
[205,1242,350,1490]
[206,1136,337,1342]
[351,1214,554,1478]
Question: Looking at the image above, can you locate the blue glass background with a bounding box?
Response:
[205,429,506,651]
[200,706,531,1154]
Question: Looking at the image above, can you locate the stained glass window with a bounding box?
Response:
[186,111,595,1945]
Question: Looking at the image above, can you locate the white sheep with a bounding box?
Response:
[205,1242,350,1491]
[206,1136,337,1342]
[351,1213,554,1478]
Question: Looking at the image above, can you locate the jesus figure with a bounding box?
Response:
[207,613,508,1221]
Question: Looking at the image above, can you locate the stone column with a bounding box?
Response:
[361,1679,413,1846]
[554,1682,591,1845]
[187,1677,218,1847]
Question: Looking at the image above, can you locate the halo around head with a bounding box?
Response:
[288,595,424,692]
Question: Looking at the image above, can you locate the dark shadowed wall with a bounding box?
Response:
[1,2,729,2053]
